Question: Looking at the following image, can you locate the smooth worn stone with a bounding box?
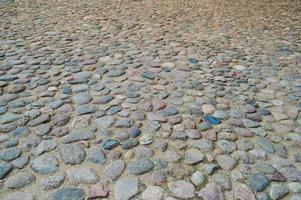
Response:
[31,153,58,174]
[242,119,259,128]
[128,159,154,175]
[185,148,204,165]
[212,173,232,190]
[129,127,141,138]
[191,171,206,186]
[32,140,57,156]
[4,192,35,200]
[142,71,156,80]
[59,143,86,165]
[33,124,51,136]
[0,162,12,179]
[95,116,115,128]
[5,172,35,189]
[106,106,122,115]
[270,184,289,200]
[190,139,213,152]
[61,129,95,143]
[67,167,99,184]
[104,159,125,181]
[199,182,224,200]
[73,93,92,105]
[217,139,236,154]
[161,107,178,117]
[121,138,138,149]
[42,173,65,190]
[50,187,85,200]
[256,137,274,153]
[102,139,120,150]
[11,126,29,137]
[248,173,270,192]
[168,180,195,199]
[0,148,21,161]
[88,145,106,164]
[87,182,109,199]
[95,95,114,104]
[76,104,96,115]
[114,176,139,200]
[0,112,19,124]
[28,114,50,127]
[233,184,256,200]
[255,162,276,174]
[142,186,163,200]
[114,118,133,128]
[216,155,237,170]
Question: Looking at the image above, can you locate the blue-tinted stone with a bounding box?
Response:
[142,71,156,80]
[102,139,120,150]
[258,109,270,116]
[76,104,96,115]
[106,106,121,115]
[248,173,269,192]
[204,115,221,125]
[2,139,19,148]
[129,128,141,138]
[0,148,21,161]
[188,58,198,64]
[11,126,29,137]
[160,107,178,117]
[0,162,12,179]
[51,187,85,200]
[62,87,72,94]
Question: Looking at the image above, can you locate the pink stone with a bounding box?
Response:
[168,115,182,125]
[202,129,217,141]
[186,129,202,139]
[233,184,255,200]
[87,182,109,199]
[152,100,166,111]
[199,182,224,200]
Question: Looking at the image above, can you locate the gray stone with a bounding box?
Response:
[104,159,125,181]
[168,180,195,199]
[114,176,139,200]
[88,145,106,164]
[59,143,86,164]
[42,173,65,190]
[32,140,57,156]
[248,173,269,192]
[31,154,59,173]
[270,184,288,200]
[0,162,12,179]
[0,148,21,161]
[61,129,95,143]
[66,167,99,184]
[5,172,35,189]
[50,187,85,200]
[128,159,154,175]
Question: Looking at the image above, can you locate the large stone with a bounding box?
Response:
[5,172,35,189]
[128,159,154,175]
[50,187,85,200]
[104,159,125,181]
[199,182,224,200]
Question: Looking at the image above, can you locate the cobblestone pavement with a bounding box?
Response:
[1,0,301,199]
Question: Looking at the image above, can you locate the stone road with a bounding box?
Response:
[0,0,301,199]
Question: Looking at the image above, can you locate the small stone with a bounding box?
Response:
[42,173,65,190]
[114,176,139,200]
[142,71,156,80]
[204,115,221,125]
[129,127,141,138]
[128,159,154,175]
[102,139,120,150]
[140,134,153,145]
[160,107,178,117]
[142,186,163,200]
[168,180,195,199]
